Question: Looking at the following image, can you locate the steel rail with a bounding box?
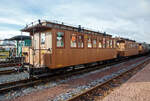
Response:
[0,63,20,68]
[0,69,17,75]
[0,58,127,93]
[67,57,150,101]
[0,55,148,94]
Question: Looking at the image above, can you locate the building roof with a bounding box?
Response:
[7,35,31,41]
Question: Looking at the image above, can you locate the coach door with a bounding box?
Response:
[40,32,52,67]
[45,32,52,67]
[32,32,40,67]
[32,32,52,67]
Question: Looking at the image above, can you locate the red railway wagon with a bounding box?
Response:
[22,20,117,71]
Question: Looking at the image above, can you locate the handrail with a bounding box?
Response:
[24,19,103,34]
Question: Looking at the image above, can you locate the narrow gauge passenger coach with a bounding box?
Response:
[116,38,139,57]
[22,20,117,72]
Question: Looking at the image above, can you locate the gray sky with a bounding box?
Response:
[0,0,150,43]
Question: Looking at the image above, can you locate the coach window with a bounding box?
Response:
[98,38,102,48]
[41,33,45,44]
[113,40,116,48]
[87,36,92,48]
[56,32,64,47]
[103,38,106,48]
[135,44,137,48]
[106,39,110,48]
[130,43,132,48]
[78,35,84,48]
[71,34,77,48]
[117,41,120,48]
[110,40,113,48]
[133,43,135,48]
[134,43,136,48]
[128,43,130,48]
[93,38,97,48]
[129,43,131,48]
[136,44,138,48]
[126,43,128,49]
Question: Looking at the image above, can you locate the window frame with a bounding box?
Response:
[102,37,106,48]
[106,38,110,48]
[110,38,113,48]
[87,35,93,48]
[41,33,46,45]
[56,31,65,48]
[92,36,97,48]
[113,39,116,48]
[77,34,84,49]
[70,33,77,48]
[98,36,103,49]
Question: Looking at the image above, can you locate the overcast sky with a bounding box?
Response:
[0,0,150,43]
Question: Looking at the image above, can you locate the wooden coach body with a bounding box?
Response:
[22,20,118,69]
[116,38,139,57]
[138,43,150,54]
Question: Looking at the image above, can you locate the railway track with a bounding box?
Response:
[0,78,39,93]
[0,61,121,93]
[0,58,129,94]
[0,62,21,68]
[67,57,150,101]
[0,58,22,67]
[0,69,17,75]
[0,55,149,94]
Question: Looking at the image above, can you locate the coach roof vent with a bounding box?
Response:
[38,19,42,25]
[78,25,81,32]
[103,32,106,36]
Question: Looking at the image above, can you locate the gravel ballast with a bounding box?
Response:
[7,56,149,101]
[0,72,29,84]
